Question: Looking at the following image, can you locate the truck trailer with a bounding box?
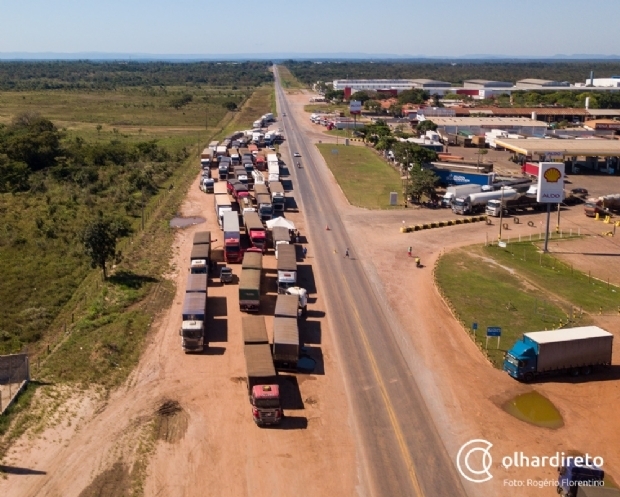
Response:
[503,326,613,381]
[272,226,290,257]
[242,250,263,271]
[441,184,484,207]
[186,273,207,293]
[453,188,518,215]
[242,315,269,345]
[214,194,233,229]
[270,181,286,212]
[180,292,207,353]
[239,269,261,312]
[244,344,282,426]
[256,194,273,222]
[276,244,297,293]
[486,194,541,217]
[223,211,242,263]
[272,317,299,371]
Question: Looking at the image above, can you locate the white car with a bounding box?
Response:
[293,152,301,157]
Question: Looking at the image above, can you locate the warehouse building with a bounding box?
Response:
[516,79,571,89]
[332,79,416,91]
[464,79,513,88]
[430,117,548,136]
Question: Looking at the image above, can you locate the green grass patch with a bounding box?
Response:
[304,103,350,115]
[276,66,305,89]
[484,241,620,313]
[316,144,402,209]
[435,248,575,367]
[215,85,274,140]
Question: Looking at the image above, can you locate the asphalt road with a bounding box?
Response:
[273,69,469,497]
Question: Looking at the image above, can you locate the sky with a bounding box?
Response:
[0,0,619,57]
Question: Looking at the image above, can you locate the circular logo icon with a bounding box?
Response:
[456,439,493,483]
[544,167,562,183]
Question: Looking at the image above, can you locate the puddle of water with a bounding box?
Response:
[502,391,564,429]
[169,216,206,228]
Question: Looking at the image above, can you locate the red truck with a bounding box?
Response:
[255,154,266,171]
[223,210,243,263]
[243,211,267,252]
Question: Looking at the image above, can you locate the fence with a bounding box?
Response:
[0,353,30,414]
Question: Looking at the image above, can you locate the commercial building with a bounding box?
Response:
[464,79,513,88]
[332,79,416,92]
[429,117,549,136]
[516,79,571,89]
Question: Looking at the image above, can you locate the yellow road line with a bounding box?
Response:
[340,274,424,497]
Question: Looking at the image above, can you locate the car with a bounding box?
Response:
[570,187,589,198]
[220,267,233,284]
[293,152,301,157]
[283,113,286,117]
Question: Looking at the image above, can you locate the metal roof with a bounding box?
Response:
[525,326,612,344]
[432,117,548,127]
[494,137,620,157]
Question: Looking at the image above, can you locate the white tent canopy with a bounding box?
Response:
[266,217,296,230]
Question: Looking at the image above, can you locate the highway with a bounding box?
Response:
[273,68,469,497]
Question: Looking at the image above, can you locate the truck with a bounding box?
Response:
[503,326,613,382]
[272,317,299,371]
[223,210,243,263]
[193,230,211,245]
[231,182,249,201]
[215,145,227,160]
[208,140,219,152]
[269,181,286,212]
[272,226,290,257]
[242,315,269,344]
[430,167,495,187]
[441,184,484,207]
[243,344,282,426]
[239,268,261,312]
[242,250,263,270]
[214,194,233,229]
[186,273,207,293]
[190,244,211,274]
[275,291,307,318]
[243,212,267,252]
[276,244,297,293]
[486,193,541,217]
[213,182,228,196]
[200,177,214,193]
[558,460,607,497]
[218,163,228,180]
[179,292,207,353]
[584,194,620,217]
[252,170,265,188]
[484,129,510,149]
[256,193,273,222]
[283,287,308,317]
[230,149,240,165]
[452,188,518,215]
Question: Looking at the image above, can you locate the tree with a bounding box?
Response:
[416,120,438,134]
[222,101,238,111]
[81,217,121,280]
[1,114,62,171]
[170,93,193,109]
[408,166,440,203]
[364,99,381,114]
[397,89,428,105]
[351,91,371,103]
[388,102,402,117]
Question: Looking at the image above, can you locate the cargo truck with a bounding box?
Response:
[283,287,308,317]
[558,460,606,497]
[503,326,613,382]
[441,184,484,207]
[276,244,297,293]
[243,214,267,253]
[242,315,269,344]
[242,251,262,271]
[180,292,207,352]
[200,177,214,193]
[232,182,249,201]
[584,194,620,217]
[275,291,307,318]
[213,182,228,196]
[214,194,233,229]
[190,244,211,266]
[256,193,273,222]
[270,181,286,212]
[244,344,282,426]
[486,194,541,217]
[223,210,243,263]
[453,188,518,215]
[272,226,290,257]
[252,170,265,188]
[218,163,228,180]
[186,273,207,293]
[215,145,227,160]
[239,268,261,312]
[193,231,211,245]
[273,317,299,371]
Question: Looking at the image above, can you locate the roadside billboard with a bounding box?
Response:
[349,100,362,115]
[536,162,565,203]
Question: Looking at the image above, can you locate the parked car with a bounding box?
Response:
[220,267,233,284]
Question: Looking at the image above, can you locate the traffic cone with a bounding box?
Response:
[325,225,330,230]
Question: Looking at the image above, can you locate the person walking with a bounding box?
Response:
[407,246,412,257]
[303,246,308,258]
[345,247,350,258]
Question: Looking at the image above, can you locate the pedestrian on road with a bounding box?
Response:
[303,246,308,258]
[407,246,412,257]
[345,248,350,258]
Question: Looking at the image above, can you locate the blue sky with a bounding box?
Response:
[0,0,618,56]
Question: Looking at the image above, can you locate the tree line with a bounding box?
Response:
[284,60,620,87]
[0,61,274,91]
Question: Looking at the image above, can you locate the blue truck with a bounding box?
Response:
[428,167,495,187]
[503,326,613,382]
[558,460,607,497]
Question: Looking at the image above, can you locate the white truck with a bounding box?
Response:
[214,193,233,229]
[441,184,484,207]
[276,244,297,294]
[453,188,518,215]
[485,129,509,150]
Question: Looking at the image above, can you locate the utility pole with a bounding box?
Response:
[498,187,505,240]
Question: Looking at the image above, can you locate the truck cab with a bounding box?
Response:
[190,259,208,275]
[557,461,604,497]
[251,385,282,426]
[452,197,469,215]
[485,199,504,217]
[179,320,204,353]
[503,340,537,381]
[285,286,308,317]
